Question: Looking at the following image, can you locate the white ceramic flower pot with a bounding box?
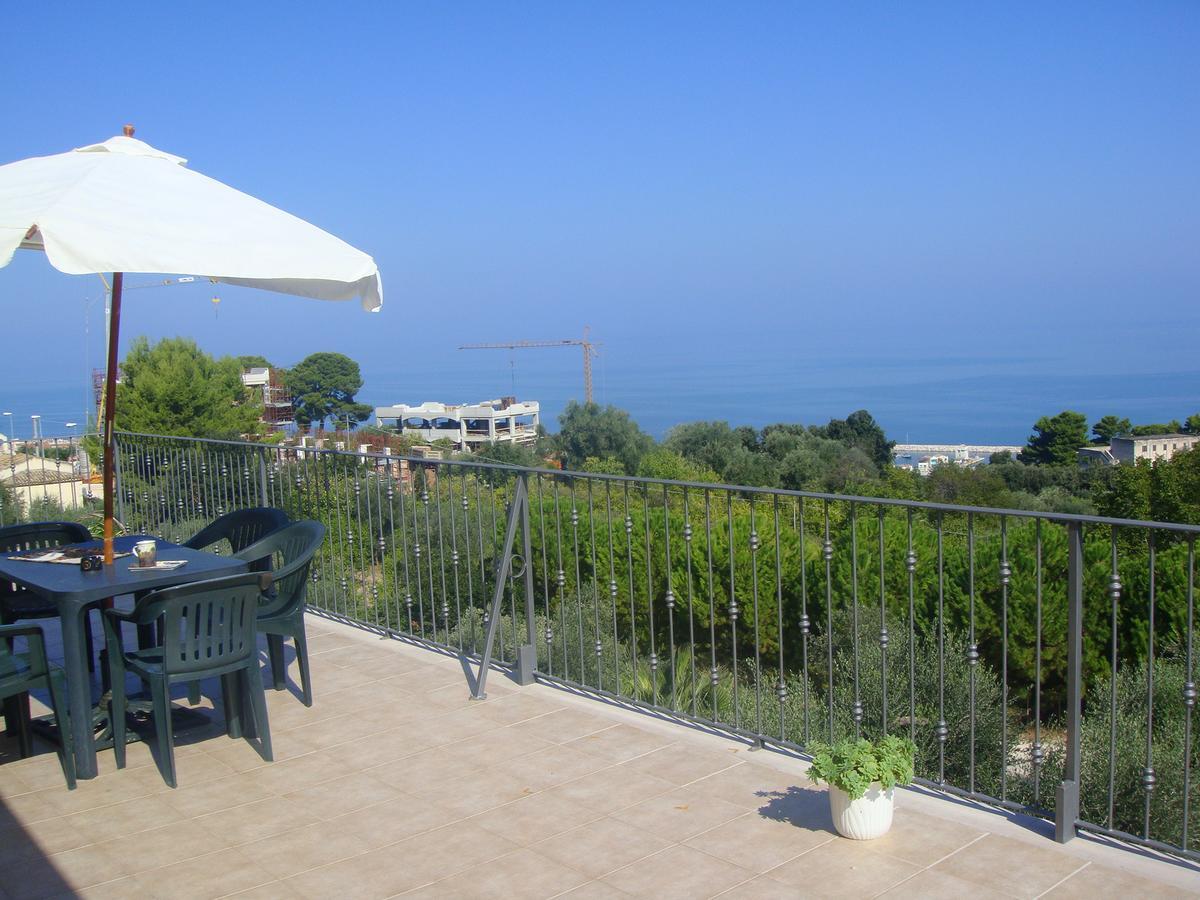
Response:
[828,782,894,840]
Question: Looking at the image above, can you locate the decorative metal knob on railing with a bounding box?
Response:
[413,542,421,559]
[1184,681,1197,708]
[544,626,553,643]
[556,569,565,589]
[1031,742,1045,766]
[799,614,810,635]
[905,550,917,572]
[999,560,1011,586]
[609,579,618,598]
[665,590,675,609]
[749,531,759,552]
[710,666,720,686]
[822,539,833,561]
[935,720,949,743]
[595,640,603,657]
[461,495,469,510]
[966,643,980,666]
[852,700,863,724]
[1108,574,1122,600]
[625,516,633,534]
[683,524,692,542]
[729,599,739,620]
[451,549,459,566]
[879,627,889,649]
[649,652,658,671]
[570,508,579,526]
[776,679,787,702]
[1142,767,1157,793]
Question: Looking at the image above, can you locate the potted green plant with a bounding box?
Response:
[806,735,917,839]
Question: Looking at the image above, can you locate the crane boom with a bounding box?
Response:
[459,326,599,403]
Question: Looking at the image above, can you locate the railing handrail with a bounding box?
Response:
[115,430,1200,534]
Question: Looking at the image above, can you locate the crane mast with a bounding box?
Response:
[459,326,599,404]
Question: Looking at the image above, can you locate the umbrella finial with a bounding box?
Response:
[123,124,135,137]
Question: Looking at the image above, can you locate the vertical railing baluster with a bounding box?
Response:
[850,502,861,739]
[606,481,621,696]
[823,499,834,744]
[1000,516,1010,801]
[1033,519,1045,805]
[1144,532,1157,840]
[664,484,677,709]
[685,488,698,719]
[936,512,947,784]
[554,478,568,676]
[448,468,463,649]
[968,513,977,793]
[800,496,810,746]
[625,481,636,697]
[538,473,552,674]
[589,480,602,690]
[572,480,585,684]
[705,491,718,724]
[878,506,888,738]
[774,496,786,742]
[749,497,762,739]
[729,492,739,731]
[1183,537,1195,850]
[645,486,657,705]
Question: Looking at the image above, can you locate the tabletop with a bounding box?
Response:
[0,534,249,608]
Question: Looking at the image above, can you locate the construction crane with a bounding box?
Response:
[459,326,600,403]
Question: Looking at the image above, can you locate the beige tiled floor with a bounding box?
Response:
[0,616,1197,899]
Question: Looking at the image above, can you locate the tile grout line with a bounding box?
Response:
[864,831,990,898]
[1031,860,1092,899]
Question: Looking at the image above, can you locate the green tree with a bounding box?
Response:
[1183,413,1200,434]
[288,352,372,430]
[664,421,748,479]
[554,402,653,474]
[813,410,894,469]
[116,336,262,439]
[1019,410,1088,466]
[638,448,721,483]
[236,354,274,370]
[469,440,539,469]
[1091,415,1130,445]
[1131,420,1181,436]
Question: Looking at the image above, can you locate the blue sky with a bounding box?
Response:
[1,3,1197,438]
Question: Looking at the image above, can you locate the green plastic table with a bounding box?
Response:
[0,535,247,779]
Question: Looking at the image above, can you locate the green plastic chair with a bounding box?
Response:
[175,508,287,705]
[103,572,274,788]
[0,623,76,789]
[183,507,289,557]
[235,521,325,707]
[0,522,97,671]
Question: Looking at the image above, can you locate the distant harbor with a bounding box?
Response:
[892,443,1022,475]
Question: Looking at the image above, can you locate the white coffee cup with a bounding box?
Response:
[134,539,157,567]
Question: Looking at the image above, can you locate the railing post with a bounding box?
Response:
[1056,521,1084,842]
[515,472,538,686]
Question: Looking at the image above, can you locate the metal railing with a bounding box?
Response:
[0,435,94,525]
[111,432,1200,862]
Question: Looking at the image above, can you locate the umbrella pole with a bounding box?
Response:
[102,272,123,563]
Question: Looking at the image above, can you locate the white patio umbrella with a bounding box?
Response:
[0,126,383,560]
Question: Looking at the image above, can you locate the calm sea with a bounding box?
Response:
[6,350,1197,446]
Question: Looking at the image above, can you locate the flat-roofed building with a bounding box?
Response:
[1110,433,1199,464]
[374,397,540,452]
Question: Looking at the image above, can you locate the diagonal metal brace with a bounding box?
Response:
[472,475,535,699]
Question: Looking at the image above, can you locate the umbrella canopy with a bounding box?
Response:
[0,131,382,311]
[0,126,383,558]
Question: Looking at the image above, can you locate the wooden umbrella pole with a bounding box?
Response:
[102,271,123,563]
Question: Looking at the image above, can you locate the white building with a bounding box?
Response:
[373,397,540,451]
[1109,433,1199,465]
